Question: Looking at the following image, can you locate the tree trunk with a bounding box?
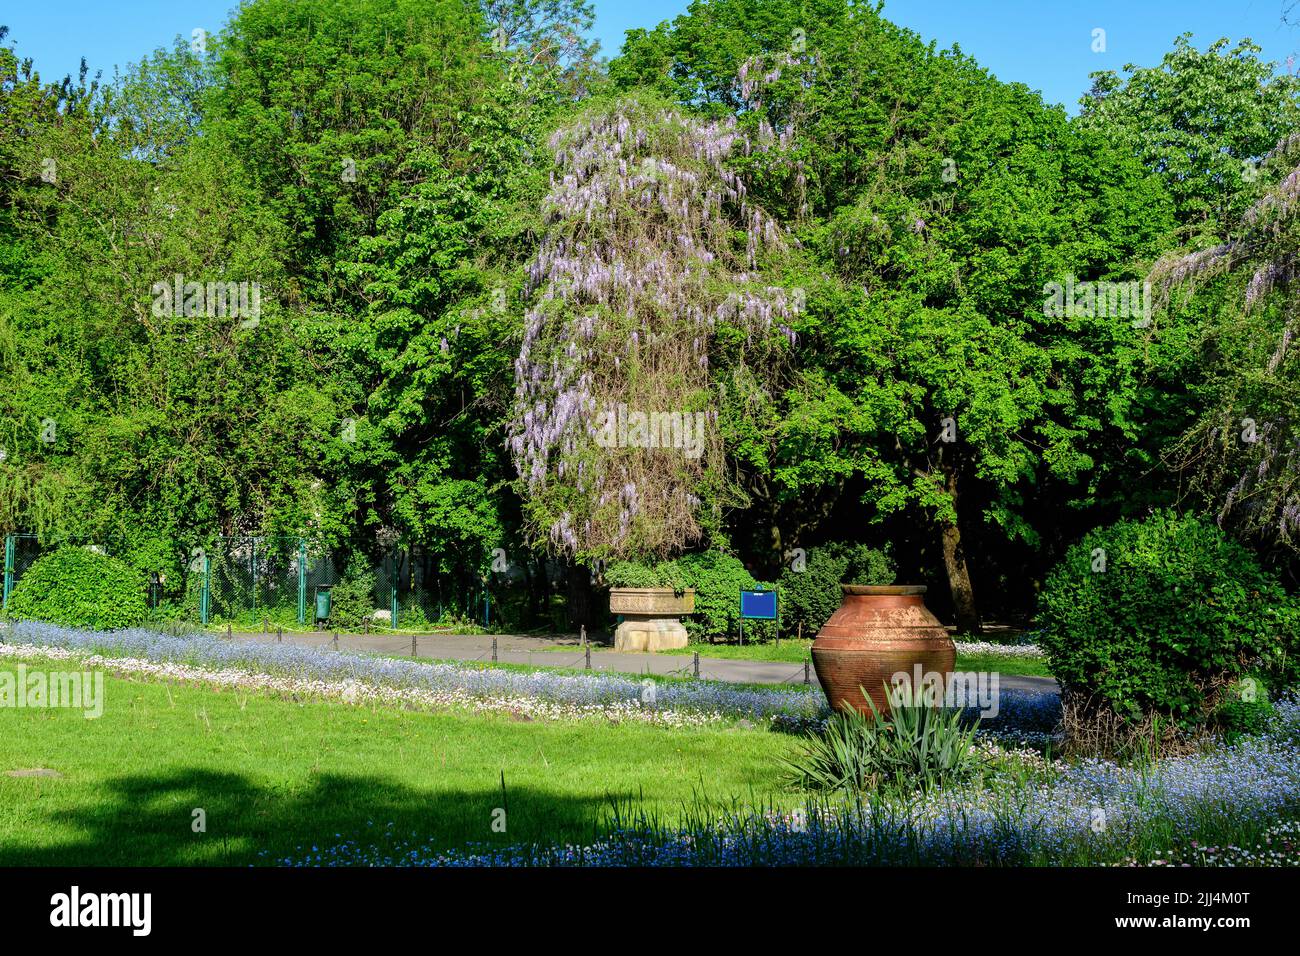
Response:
[565,562,593,630]
[939,466,981,635]
[769,520,784,579]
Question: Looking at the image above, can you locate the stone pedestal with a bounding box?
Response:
[609,587,695,652]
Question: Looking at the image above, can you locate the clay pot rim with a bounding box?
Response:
[840,584,928,596]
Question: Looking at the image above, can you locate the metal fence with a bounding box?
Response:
[0,533,572,633]
[1,533,43,613]
[199,537,312,626]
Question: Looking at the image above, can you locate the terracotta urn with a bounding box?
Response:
[811,585,956,715]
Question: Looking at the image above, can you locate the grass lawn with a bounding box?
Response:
[951,652,1051,678]
[651,640,1052,677]
[0,658,802,866]
[659,639,815,662]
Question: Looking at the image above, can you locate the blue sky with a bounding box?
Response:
[3,0,1297,113]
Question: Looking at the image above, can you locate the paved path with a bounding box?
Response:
[226,629,1058,695]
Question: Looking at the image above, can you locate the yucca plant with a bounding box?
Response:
[783,684,983,795]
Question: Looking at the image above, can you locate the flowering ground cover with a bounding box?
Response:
[1134,820,1300,867]
[1,622,823,727]
[0,622,1060,732]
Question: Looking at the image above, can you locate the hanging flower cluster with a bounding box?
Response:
[509,95,798,560]
[1152,136,1300,546]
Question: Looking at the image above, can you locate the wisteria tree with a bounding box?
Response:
[613,0,1174,631]
[1153,133,1300,552]
[509,94,800,562]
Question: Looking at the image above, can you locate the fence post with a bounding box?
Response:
[200,554,211,626]
[491,636,497,662]
[693,651,700,678]
[390,548,399,629]
[585,644,591,670]
[297,539,307,625]
[250,537,258,618]
[804,659,810,686]
[2,534,14,612]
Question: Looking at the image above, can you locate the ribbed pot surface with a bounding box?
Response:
[811,585,956,715]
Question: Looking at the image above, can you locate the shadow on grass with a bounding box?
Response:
[0,767,626,866]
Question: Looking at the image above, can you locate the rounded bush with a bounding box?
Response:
[7,545,148,630]
[328,557,379,628]
[1036,511,1300,729]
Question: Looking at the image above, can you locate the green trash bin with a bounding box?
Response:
[314,585,332,627]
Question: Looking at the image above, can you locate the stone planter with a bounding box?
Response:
[610,587,695,652]
[811,585,955,715]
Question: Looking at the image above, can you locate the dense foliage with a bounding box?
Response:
[782,693,982,796]
[7,546,148,629]
[1036,511,1300,728]
[326,558,380,629]
[3,0,1300,638]
[778,542,894,637]
[1080,34,1300,238]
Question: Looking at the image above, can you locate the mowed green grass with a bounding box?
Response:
[0,659,801,866]
[653,640,1052,677]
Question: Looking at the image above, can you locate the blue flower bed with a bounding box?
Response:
[3,621,825,722]
[2,620,1062,733]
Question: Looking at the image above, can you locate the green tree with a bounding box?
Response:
[1079,34,1300,239]
[612,0,1175,630]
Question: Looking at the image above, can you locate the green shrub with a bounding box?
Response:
[396,602,429,630]
[782,689,981,795]
[779,541,895,637]
[7,545,148,629]
[1037,510,1300,731]
[605,551,772,642]
[1216,679,1275,742]
[602,560,666,589]
[328,557,379,628]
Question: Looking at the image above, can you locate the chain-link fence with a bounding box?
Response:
[2,533,45,612]
[200,536,310,627]
[2,532,581,634]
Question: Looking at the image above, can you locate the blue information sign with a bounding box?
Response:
[739,589,778,620]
